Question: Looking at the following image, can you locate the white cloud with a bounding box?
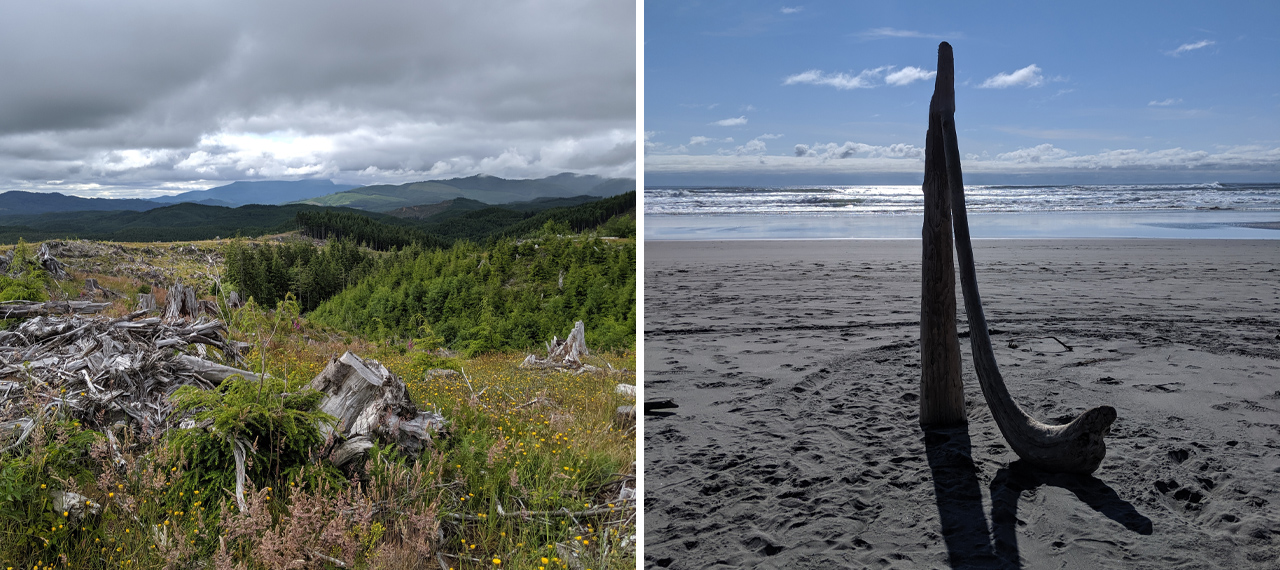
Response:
[855,27,953,41]
[783,67,890,90]
[994,143,1072,163]
[884,66,937,86]
[756,133,783,139]
[689,136,733,146]
[712,116,748,126]
[780,6,802,14]
[720,136,771,156]
[978,64,1044,89]
[1148,98,1183,106]
[647,143,1280,176]
[794,141,924,160]
[1168,40,1215,56]
[785,66,936,90]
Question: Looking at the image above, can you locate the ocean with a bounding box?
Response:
[643,182,1280,239]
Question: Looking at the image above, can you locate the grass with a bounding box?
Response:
[0,240,636,569]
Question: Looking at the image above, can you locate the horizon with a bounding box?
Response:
[3,172,639,200]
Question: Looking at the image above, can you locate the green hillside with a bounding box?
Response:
[0,203,390,244]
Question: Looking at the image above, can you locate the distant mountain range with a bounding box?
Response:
[0,191,164,216]
[293,173,635,212]
[0,174,635,218]
[148,179,358,207]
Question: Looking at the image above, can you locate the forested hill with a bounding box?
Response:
[292,191,636,247]
[0,191,632,245]
[225,192,636,353]
[307,235,636,354]
[0,190,164,216]
[0,203,381,244]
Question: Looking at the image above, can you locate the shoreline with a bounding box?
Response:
[643,210,1280,241]
[643,238,1280,568]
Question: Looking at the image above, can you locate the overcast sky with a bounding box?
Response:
[1,0,636,198]
[645,1,1280,185]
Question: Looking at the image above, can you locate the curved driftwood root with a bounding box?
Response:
[931,41,1115,474]
[1010,405,1116,474]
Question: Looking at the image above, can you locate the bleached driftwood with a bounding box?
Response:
[309,352,446,466]
[520,321,599,372]
[933,42,1115,474]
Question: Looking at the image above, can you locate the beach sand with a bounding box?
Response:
[643,239,1280,569]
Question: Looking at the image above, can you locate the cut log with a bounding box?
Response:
[934,41,1115,474]
[0,300,111,318]
[308,352,446,465]
[918,43,966,427]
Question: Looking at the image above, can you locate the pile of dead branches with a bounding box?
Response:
[0,308,248,450]
[0,304,446,478]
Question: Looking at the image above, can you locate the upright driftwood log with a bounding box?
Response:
[918,45,966,426]
[933,42,1116,474]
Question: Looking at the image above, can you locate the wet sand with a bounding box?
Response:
[643,239,1280,569]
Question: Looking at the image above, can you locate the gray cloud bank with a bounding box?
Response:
[0,0,636,198]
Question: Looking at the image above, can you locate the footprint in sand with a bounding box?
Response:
[1134,382,1185,393]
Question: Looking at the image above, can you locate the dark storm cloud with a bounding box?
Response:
[0,0,636,197]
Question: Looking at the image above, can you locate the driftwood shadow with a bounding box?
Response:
[926,427,1153,569]
[924,426,1014,569]
[990,460,1154,561]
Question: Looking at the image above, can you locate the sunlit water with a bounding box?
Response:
[644,183,1280,239]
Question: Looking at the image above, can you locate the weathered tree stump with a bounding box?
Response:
[162,283,199,322]
[308,352,446,466]
[933,41,1116,474]
[136,293,156,312]
[37,243,69,280]
[520,320,598,371]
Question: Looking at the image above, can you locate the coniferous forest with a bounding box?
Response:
[221,193,636,354]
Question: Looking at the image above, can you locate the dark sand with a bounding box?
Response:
[643,239,1280,569]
